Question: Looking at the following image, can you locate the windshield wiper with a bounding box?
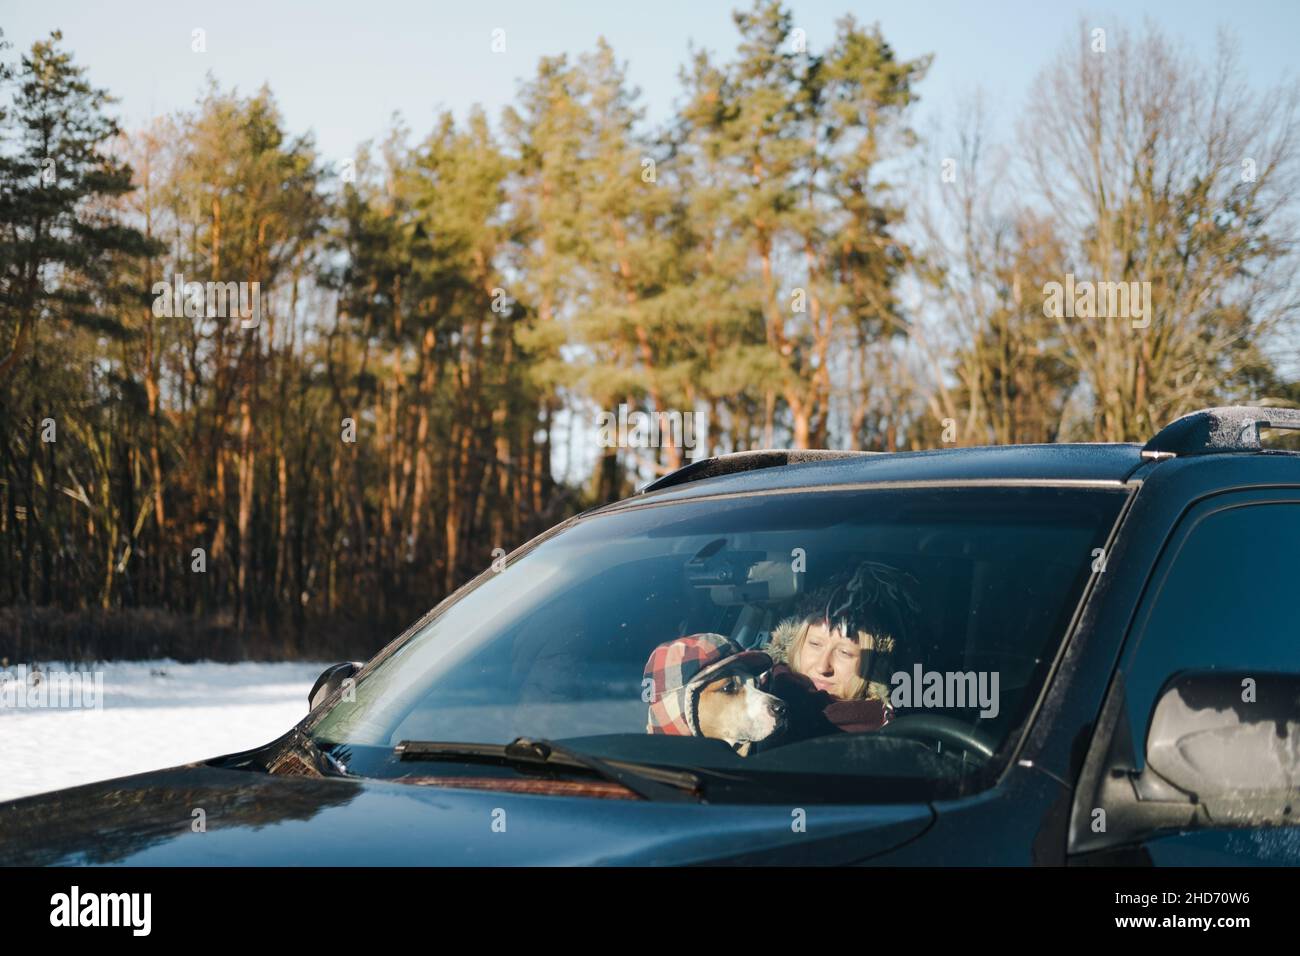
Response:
[393,736,704,803]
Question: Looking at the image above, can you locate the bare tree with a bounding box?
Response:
[1021,23,1300,440]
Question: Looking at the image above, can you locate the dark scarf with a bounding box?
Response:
[767,663,892,742]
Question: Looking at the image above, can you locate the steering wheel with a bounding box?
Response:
[877,713,999,761]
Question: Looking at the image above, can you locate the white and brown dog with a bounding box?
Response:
[644,634,786,756]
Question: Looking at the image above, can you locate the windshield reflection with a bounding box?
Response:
[309,486,1126,801]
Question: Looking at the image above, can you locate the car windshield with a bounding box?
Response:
[308,485,1126,803]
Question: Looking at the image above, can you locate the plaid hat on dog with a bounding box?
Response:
[643,633,772,736]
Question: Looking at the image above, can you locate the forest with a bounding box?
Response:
[1,2,1297,660]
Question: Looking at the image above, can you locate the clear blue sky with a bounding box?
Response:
[5,0,1297,167]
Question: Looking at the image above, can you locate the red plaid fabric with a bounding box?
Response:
[643,633,771,736]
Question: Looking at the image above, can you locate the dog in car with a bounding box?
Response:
[643,633,786,756]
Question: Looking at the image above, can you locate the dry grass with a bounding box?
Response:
[0,606,385,664]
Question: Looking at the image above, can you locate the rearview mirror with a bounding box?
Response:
[1137,671,1300,824]
[309,661,363,711]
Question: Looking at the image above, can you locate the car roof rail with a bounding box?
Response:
[639,449,881,494]
[1141,405,1300,458]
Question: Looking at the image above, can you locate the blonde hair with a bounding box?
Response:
[788,617,895,702]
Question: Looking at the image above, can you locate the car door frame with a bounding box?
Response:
[1061,461,1300,862]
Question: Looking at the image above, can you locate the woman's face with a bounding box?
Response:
[796,621,864,698]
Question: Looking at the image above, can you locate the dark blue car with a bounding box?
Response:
[3,406,1299,865]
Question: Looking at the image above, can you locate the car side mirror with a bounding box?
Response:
[1136,671,1300,824]
[309,661,363,711]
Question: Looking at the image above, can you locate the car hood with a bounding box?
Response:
[0,761,934,866]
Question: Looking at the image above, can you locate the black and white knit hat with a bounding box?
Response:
[764,561,920,701]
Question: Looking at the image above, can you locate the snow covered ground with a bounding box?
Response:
[0,660,328,804]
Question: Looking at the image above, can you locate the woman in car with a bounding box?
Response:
[760,561,918,743]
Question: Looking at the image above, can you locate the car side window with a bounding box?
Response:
[1119,498,1300,768]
